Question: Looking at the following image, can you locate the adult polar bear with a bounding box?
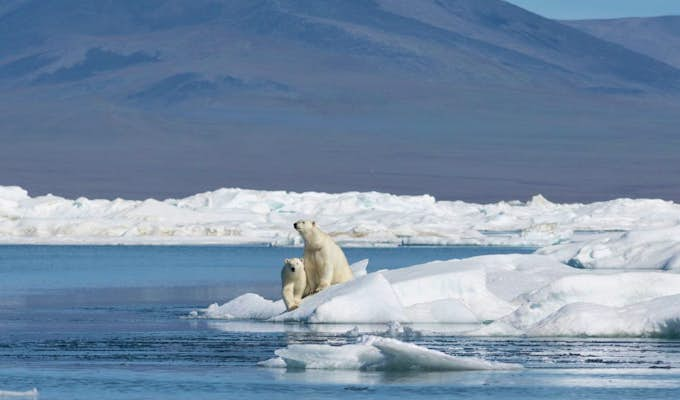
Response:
[293,220,353,294]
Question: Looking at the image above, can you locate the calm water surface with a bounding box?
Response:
[1,246,679,400]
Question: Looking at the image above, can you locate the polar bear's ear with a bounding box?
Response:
[284,258,290,264]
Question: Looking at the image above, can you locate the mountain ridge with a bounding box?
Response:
[1,0,680,202]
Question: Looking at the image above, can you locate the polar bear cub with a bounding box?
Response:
[281,258,306,311]
[293,220,353,293]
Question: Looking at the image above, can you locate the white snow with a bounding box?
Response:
[260,335,521,371]
[526,295,680,337]
[0,388,38,398]
[203,293,286,320]
[349,259,369,277]
[538,226,680,270]
[501,272,680,330]
[197,254,680,338]
[2,185,680,246]
[273,272,408,323]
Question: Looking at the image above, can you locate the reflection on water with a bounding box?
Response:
[267,368,680,389]
[205,320,483,335]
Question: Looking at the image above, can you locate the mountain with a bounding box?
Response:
[566,16,680,69]
[1,0,680,202]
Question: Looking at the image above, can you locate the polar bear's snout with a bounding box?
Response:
[293,220,315,232]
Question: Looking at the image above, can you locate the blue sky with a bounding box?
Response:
[507,0,680,19]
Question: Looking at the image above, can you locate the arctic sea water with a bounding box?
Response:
[1,246,679,400]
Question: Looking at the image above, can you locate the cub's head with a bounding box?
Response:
[293,220,316,235]
[283,258,304,274]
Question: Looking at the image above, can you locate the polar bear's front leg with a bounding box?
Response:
[315,261,334,293]
[282,282,298,310]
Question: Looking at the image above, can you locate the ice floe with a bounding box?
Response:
[260,335,521,371]
[498,272,680,332]
[538,227,680,270]
[197,254,680,338]
[2,185,680,246]
[0,388,38,398]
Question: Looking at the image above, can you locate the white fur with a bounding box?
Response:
[281,258,306,310]
[294,220,353,293]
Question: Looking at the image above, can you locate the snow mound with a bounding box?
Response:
[203,293,285,320]
[538,227,680,270]
[2,185,679,246]
[261,335,521,371]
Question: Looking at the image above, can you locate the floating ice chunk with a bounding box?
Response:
[381,254,576,320]
[474,254,578,301]
[272,273,407,323]
[504,272,680,330]
[379,321,422,338]
[0,388,38,398]
[257,357,288,368]
[538,227,680,270]
[350,259,369,277]
[527,294,680,337]
[404,299,478,323]
[202,293,285,320]
[263,335,521,371]
[197,253,680,337]
[273,341,384,370]
[370,336,521,371]
[200,254,576,325]
[383,262,513,321]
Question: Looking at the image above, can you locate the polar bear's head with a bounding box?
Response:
[293,219,316,236]
[283,257,305,274]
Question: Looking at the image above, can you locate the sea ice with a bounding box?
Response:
[200,254,680,337]
[502,272,680,330]
[203,293,285,320]
[261,335,521,371]
[0,388,38,398]
[538,227,680,270]
[2,185,679,246]
[527,294,680,338]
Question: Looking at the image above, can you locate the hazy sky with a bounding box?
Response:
[507,0,680,19]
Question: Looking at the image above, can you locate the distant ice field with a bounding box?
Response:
[2,185,679,247]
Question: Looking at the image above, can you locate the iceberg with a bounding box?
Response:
[261,335,521,371]
[197,254,680,337]
[2,185,679,246]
